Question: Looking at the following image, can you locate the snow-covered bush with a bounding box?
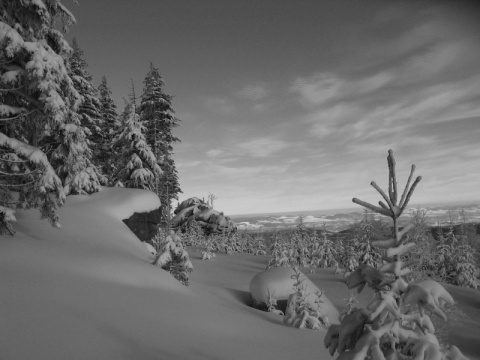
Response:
[154,230,193,285]
[409,209,479,289]
[283,266,329,330]
[264,288,284,315]
[350,210,383,270]
[317,226,339,269]
[182,219,205,246]
[201,238,216,260]
[434,227,478,289]
[0,205,16,235]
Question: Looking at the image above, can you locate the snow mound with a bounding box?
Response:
[3,187,178,289]
[250,266,340,324]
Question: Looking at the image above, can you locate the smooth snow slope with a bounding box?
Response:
[1,188,479,360]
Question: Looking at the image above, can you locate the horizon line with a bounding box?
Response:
[228,199,480,218]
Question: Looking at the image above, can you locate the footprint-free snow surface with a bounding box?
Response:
[1,188,479,359]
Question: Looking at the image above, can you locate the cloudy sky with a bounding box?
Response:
[67,0,480,215]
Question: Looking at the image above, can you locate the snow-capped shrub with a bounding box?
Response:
[283,266,329,330]
[264,288,284,315]
[435,227,478,289]
[351,210,382,269]
[201,238,216,260]
[183,219,205,246]
[154,230,193,286]
[340,292,359,319]
[317,227,339,269]
[0,205,16,235]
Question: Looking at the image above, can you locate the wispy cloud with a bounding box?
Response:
[203,96,236,114]
[211,163,288,177]
[289,43,480,145]
[289,73,342,106]
[237,84,269,101]
[173,1,480,214]
[206,148,226,158]
[176,160,202,169]
[236,137,289,157]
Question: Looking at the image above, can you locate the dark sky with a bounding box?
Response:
[66,0,480,214]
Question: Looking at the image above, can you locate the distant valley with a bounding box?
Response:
[230,202,480,232]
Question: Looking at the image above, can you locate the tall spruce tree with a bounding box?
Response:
[140,63,182,219]
[115,85,162,190]
[0,0,81,229]
[97,76,118,184]
[158,155,182,225]
[45,37,105,196]
[68,38,105,177]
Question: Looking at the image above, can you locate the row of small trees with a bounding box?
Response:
[168,208,478,290]
[0,1,181,232]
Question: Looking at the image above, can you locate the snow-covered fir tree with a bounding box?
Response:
[97,76,118,184]
[158,155,182,225]
[45,38,106,196]
[0,0,81,229]
[48,119,104,195]
[140,63,181,217]
[115,95,162,190]
[154,230,193,286]
[68,38,105,176]
[353,209,382,269]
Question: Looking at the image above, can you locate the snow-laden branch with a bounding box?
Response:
[0,132,65,199]
[0,109,37,121]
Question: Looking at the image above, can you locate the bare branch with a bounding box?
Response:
[378,201,389,210]
[387,149,398,205]
[371,181,394,210]
[0,109,37,121]
[11,89,43,109]
[0,84,25,92]
[0,157,28,163]
[352,198,393,217]
[399,164,415,208]
[401,176,422,213]
[0,179,36,187]
[0,57,18,66]
[0,169,41,176]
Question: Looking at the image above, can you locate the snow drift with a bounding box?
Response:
[1,187,479,360]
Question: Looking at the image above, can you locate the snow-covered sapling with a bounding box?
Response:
[265,288,284,315]
[342,292,359,318]
[283,266,329,330]
[154,230,193,285]
[0,206,16,235]
[201,238,216,260]
[325,150,470,360]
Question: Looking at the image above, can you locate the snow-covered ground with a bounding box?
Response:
[1,188,479,360]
